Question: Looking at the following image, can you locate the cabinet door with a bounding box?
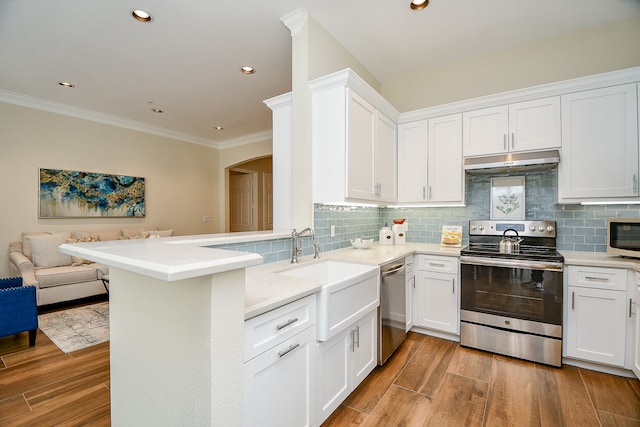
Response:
[397,120,428,202]
[416,271,459,334]
[633,292,640,379]
[462,105,509,157]
[406,256,415,331]
[346,90,376,200]
[244,327,316,427]
[559,84,639,201]
[375,112,397,202]
[566,286,627,367]
[508,97,560,152]
[352,309,378,388]
[316,328,351,425]
[428,113,463,203]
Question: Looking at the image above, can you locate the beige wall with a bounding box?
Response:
[0,102,220,277]
[382,16,640,112]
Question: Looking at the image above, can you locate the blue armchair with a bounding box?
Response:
[0,277,38,346]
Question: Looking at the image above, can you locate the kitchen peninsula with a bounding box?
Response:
[59,237,263,427]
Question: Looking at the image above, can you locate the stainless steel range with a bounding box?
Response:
[459,220,564,367]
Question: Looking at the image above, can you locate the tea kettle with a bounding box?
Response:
[499,228,523,253]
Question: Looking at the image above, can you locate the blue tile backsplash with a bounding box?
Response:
[215,169,640,263]
[315,169,640,254]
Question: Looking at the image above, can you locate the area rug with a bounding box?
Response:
[38,302,109,353]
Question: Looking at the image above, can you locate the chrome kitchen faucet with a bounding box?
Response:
[291,228,315,263]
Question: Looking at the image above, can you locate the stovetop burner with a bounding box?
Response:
[460,243,564,262]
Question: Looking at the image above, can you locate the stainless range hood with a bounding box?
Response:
[464,149,560,174]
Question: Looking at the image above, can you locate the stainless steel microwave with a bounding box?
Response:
[607,218,640,258]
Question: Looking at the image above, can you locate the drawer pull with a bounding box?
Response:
[276,318,299,331]
[278,343,300,358]
[584,276,609,282]
[571,291,575,310]
[429,263,446,268]
[630,299,633,318]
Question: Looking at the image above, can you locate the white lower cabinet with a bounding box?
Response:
[565,266,628,367]
[415,255,459,335]
[633,272,640,379]
[405,255,415,331]
[244,295,316,427]
[316,308,377,426]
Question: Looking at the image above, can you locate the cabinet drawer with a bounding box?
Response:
[568,266,627,292]
[244,294,316,362]
[418,255,458,274]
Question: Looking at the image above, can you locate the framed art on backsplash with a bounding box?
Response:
[39,168,145,218]
[490,176,525,220]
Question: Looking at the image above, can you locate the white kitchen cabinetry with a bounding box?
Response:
[565,266,628,367]
[462,97,560,157]
[558,83,639,203]
[397,114,463,205]
[633,272,640,379]
[415,255,459,335]
[244,295,316,427]
[405,255,415,331]
[316,308,377,426]
[311,69,399,204]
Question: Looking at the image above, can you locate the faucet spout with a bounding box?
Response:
[291,227,315,263]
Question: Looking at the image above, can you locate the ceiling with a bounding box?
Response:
[1,0,639,148]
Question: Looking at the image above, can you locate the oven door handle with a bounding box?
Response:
[460,256,563,272]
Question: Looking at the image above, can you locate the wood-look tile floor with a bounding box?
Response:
[323,332,640,427]
[2,326,639,426]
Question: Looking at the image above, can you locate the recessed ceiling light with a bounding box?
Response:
[410,0,429,10]
[214,126,224,130]
[240,66,255,75]
[131,9,153,22]
[151,107,164,113]
[57,81,75,88]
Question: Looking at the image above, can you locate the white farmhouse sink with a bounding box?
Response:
[277,260,380,341]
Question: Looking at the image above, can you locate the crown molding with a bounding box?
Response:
[281,8,307,36]
[215,130,272,149]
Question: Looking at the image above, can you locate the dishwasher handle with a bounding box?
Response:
[381,263,405,277]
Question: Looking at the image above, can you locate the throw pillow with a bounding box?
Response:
[121,227,155,238]
[21,231,51,261]
[119,232,150,240]
[66,236,99,266]
[149,229,173,237]
[26,232,73,269]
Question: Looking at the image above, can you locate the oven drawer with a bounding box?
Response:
[418,255,458,274]
[568,266,627,292]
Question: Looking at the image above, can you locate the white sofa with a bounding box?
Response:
[9,227,172,306]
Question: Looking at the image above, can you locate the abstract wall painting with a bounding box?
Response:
[39,168,145,218]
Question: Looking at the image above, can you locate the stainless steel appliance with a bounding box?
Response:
[460,220,564,367]
[378,260,406,365]
[607,217,640,259]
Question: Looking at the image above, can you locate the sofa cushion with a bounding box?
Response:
[26,232,72,268]
[35,265,99,288]
[21,232,50,261]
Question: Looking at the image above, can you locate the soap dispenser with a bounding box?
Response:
[379,223,393,246]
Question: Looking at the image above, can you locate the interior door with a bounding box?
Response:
[229,171,255,232]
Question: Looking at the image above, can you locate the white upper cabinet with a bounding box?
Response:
[397,113,463,205]
[311,69,399,205]
[462,97,560,157]
[558,83,639,203]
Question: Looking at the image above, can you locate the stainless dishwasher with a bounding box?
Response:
[378,260,407,365]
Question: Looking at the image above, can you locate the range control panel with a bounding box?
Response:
[469,220,556,238]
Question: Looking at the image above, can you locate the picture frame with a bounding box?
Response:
[39,168,145,218]
[490,176,525,220]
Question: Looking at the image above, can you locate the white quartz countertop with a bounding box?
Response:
[59,237,263,281]
[561,250,640,271]
[244,242,460,319]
